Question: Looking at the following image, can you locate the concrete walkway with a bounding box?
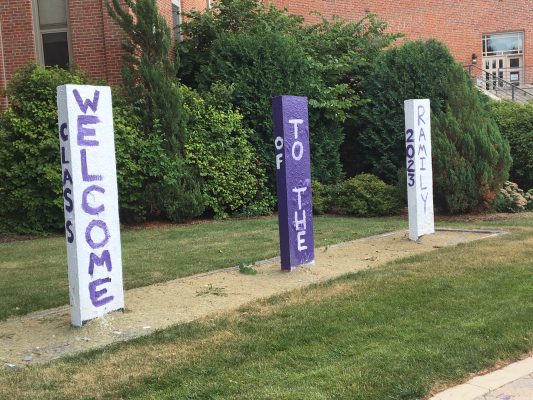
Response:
[430,356,533,400]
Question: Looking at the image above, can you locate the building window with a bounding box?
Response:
[482,32,523,57]
[172,0,182,41]
[33,0,71,68]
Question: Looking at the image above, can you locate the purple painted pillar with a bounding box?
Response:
[272,96,315,271]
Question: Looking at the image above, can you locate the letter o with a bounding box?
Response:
[406,144,415,159]
[274,136,283,150]
[292,141,303,161]
[85,220,110,249]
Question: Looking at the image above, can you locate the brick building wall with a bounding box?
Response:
[1,0,531,108]
[0,0,185,107]
[270,0,533,75]
[0,0,36,108]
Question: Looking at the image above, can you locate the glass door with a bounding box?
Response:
[484,57,504,90]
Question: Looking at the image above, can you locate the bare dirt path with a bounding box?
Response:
[0,229,503,367]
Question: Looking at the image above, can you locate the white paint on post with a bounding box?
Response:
[57,85,124,326]
[404,99,434,241]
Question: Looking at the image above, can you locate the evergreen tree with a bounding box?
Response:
[352,40,511,213]
[108,0,204,221]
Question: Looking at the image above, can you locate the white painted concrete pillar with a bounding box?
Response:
[57,85,124,326]
[404,99,434,241]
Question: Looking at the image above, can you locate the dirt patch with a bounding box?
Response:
[0,229,504,367]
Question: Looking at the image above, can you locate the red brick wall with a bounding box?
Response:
[269,0,533,70]
[0,0,181,108]
[181,0,209,13]
[69,0,108,83]
[0,0,37,106]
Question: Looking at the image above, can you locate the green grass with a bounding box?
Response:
[0,214,531,400]
[0,215,406,321]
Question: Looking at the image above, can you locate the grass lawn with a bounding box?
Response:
[0,213,531,399]
[0,215,406,321]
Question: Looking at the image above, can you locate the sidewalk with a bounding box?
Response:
[430,356,533,400]
[1,229,501,366]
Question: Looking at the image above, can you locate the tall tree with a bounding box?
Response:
[108,0,204,221]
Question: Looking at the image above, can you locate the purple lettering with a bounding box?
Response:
[408,173,415,187]
[418,144,427,156]
[66,220,74,243]
[63,168,73,186]
[60,123,68,141]
[73,89,100,114]
[421,192,429,214]
[89,278,114,307]
[77,115,101,146]
[419,127,426,141]
[88,250,112,275]
[82,185,105,215]
[407,159,415,173]
[420,175,428,190]
[64,188,73,212]
[406,129,414,143]
[417,105,426,126]
[85,219,110,249]
[406,144,415,159]
[80,149,102,182]
[420,156,426,171]
[61,147,70,164]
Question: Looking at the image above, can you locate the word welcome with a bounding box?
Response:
[58,85,124,326]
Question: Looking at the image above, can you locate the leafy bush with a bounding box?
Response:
[311,181,331,215]
[491,100,533,190]
[492,181,533,213]
[178,0,397,186]
[329,174,402,217]
[0,65,206,234]
[0,65,86,233]
[183,84,274,218]
[313,174,402,217]
[351,40,511,213]
[108,0,205,221]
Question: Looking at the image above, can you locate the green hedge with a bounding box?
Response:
[0,65,272,234]
[491,101,533,190]
[0,65,86,233]
[179,0,397,187]
[183,84,274,218]
[312,174,402,217]
[350,40,511,213]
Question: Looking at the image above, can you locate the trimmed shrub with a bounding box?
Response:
[178,0,397,186]
[183,84,274,218]
[311,181,331,215]
[491,100,533,190]
[0,65,86,233]
[0,65,205,234]
[311,175,401,216]
[108,0,205,221]
[329,174,402,217]
[351,40,511,213]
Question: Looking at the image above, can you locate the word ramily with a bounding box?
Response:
[60,89,114,308]
[405,105,430,213]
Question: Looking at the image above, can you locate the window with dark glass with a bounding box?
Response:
[34,0,70,68]
[510,58,520,68]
